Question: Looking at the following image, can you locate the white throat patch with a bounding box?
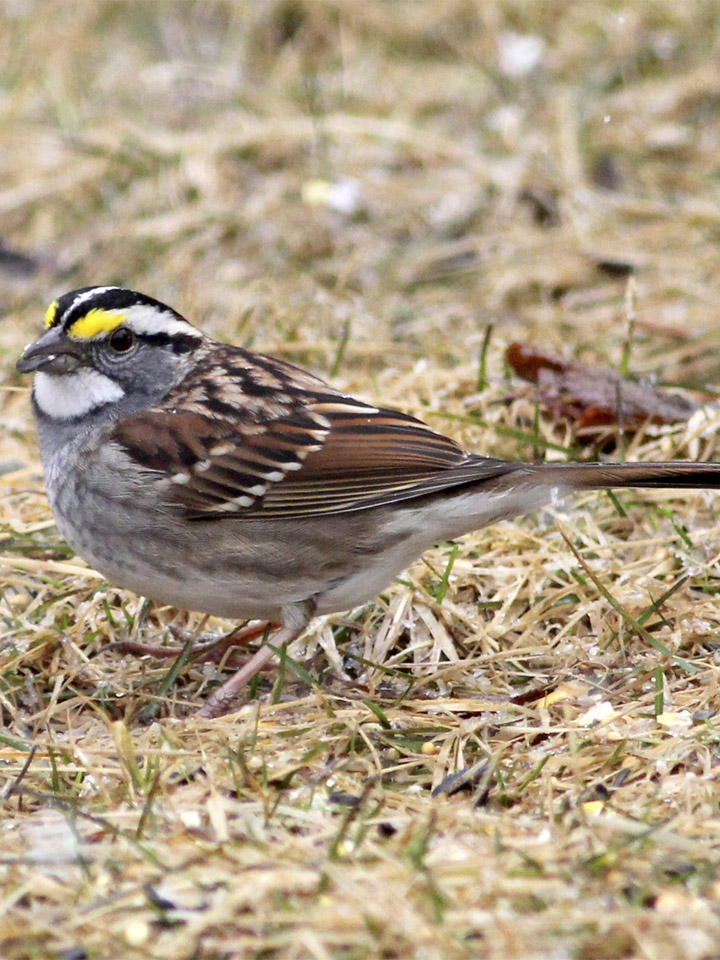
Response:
[34,369,125,419]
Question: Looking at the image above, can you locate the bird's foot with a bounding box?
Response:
[197,607,309,718]
[110,621,274,663]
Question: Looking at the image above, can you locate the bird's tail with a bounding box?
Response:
[520,460,720,491]
[433,458,720,540]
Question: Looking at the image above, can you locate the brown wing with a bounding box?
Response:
[110,346,512,519]
[257,399,470,517]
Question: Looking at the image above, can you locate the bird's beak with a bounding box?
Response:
[16,326,86,375]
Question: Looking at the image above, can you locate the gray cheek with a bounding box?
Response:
[105,349,194,404]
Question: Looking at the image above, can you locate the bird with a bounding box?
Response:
[15,285,720,717]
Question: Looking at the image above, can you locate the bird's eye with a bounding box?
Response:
[108,327,135,353]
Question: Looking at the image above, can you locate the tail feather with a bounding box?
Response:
[391,457,720,544]
[523,461,720,491]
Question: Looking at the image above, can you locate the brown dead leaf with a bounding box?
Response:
[506,341,699,432]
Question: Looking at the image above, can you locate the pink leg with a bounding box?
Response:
[193,622,278,663]
[110,621,273,663]
[197,619,306,719]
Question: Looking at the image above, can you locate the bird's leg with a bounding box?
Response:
[192,622,280,663]
[110,620,273,662]
[197,602,314,719]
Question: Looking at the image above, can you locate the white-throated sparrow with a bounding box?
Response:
[16,286,720,716]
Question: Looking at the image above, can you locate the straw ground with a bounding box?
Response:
[1,2,720,957]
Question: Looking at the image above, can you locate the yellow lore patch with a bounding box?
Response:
[67,308,127,340]
[44,300,59,328]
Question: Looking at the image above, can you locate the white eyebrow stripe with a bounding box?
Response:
[122,304,201,338]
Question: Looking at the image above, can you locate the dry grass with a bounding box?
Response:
[2,1,720,957]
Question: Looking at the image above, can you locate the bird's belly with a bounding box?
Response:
[55,515,316,620]
[51,486,421,620]
[49,457,443,622]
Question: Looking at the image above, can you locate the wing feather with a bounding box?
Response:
[110,346,508,519]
